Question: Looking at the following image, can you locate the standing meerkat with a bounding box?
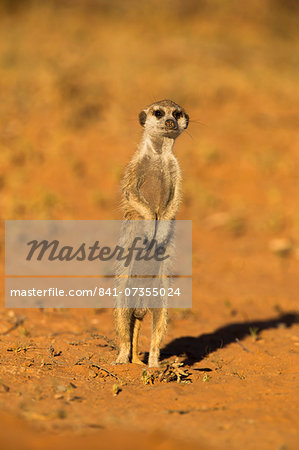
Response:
[114,99,189,367]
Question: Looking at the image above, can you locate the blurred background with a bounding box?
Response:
[0,0,299,304]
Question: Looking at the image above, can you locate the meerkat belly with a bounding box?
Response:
[140,166,171,214]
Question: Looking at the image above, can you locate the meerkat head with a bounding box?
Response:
[139,99,189,139]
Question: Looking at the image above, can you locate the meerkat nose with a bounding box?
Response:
[165,118,177,129]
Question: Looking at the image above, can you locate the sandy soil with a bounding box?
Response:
[0,243,298,450]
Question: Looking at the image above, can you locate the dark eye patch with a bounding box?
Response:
[173,110,183,120]
[153,109,165,119]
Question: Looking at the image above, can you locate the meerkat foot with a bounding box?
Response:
[114,343,131,364]
[148,362,160,368]
[131,355,146,365]
[113,355,130,365]
[148,355,160,368]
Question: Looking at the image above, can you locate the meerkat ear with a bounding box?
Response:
[184,113,189,129]
[139,110,147,127]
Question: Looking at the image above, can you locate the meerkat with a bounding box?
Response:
[114,99,189,368]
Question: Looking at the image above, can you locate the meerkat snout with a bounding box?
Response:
[165,118,177,130]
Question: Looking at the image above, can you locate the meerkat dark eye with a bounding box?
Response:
[153,109,164,119]
[173,111,182,120]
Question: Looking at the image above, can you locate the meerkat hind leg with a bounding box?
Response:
[131,317,145,365]
[114,308,132,364]
[148,308,167,368]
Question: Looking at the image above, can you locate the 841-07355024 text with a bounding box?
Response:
[98,287,181,297]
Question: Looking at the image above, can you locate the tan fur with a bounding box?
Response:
[114,99,188,367]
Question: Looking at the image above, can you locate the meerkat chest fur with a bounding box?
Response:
[137,137,180,218]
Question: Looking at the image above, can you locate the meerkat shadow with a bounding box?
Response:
[160,312,299,367]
